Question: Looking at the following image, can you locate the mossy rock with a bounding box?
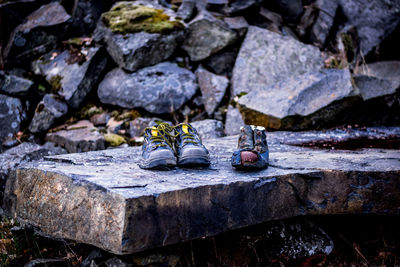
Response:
[104,133,126,147]
[48,75,63,93]
[101,2,183,34]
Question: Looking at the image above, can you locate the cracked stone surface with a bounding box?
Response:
[3,128,400,255]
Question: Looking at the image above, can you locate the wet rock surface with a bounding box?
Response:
[33,47,108,109]
[29,94,68,134]
[238,69,357,130]
[4,128,400,254]
[98,62,197,114]
[4,2,71,66]
[45,120,105,153]
[0,94,25,143]
[231,26,324,96]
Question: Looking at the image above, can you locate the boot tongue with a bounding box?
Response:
[150,126,158,137]
[181,124,190,134]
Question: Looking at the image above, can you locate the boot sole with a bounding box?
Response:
[178,155,210,167]
[139,157,177,170]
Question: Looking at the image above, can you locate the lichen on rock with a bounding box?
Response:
[104,133,126,147]
[101,2,183,34]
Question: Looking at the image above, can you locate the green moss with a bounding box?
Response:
[104,133,126,147]
[101,3,184,34]
[116,110,140,121]
[48,75,63,93]
[78,104,103,119]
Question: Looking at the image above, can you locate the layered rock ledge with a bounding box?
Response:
[3,129,400,255]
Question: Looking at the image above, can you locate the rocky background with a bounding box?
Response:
[0,0,400,265]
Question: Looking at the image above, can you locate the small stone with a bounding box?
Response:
[0,71,33,96]
[4,2,71,65]
[196,66,228,116]
[29,94,68,134]
[129,117,152,137]
[106,117,125,134]
[182,13,237,61]
[190,119,225,139]
[104,133,126,147]
[204,50,238,76]
[223,16,248,37]
[98,62,197,114]
[94,2,183,72]
[45,120,105,153]
[231,26,324,96]
[224,105,244,136]
[238,69,357,130]
[32,47,108,109]
[0,94,25,143]
[104,257,127,267]
[90,112,110,126]
[222,0,259,15]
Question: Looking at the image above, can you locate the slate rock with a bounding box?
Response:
[354,61,400,100]
[0,142,66,202]
[0,71,33,96]
[4,2,71,65]
[98,62,197,114]
[309,0,339,46]
[0,94,25,143]
[222,0,259,15]
[5,130,400,254]
[238,69,357,130]
[33,47,108,109]
[70,0,112,35]
[339,0,400,55]
[29,94,68,134]
[45,120,105,153]
[204,50,238,76]
[182,14,238,61]
[223,16,248,37]
[177,0,196,22]
[196,67,228,116]
[264,0,303,22]
[224,105,244,136]
[190,119,225,139]
[232,26,324,96]
[93,2,183,72]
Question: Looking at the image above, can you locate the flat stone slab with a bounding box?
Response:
[4,129,400,255]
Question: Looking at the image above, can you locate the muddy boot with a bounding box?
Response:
[231,125,269,169]
[139,122,177,170]
[175,123,210,167]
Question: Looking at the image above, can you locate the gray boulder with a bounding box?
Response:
[0,94,25,143]
[196,67,228,116]
[182,13,237,61]
[231,26,323,96]
[98,62,197,114]
[0,71,33,96]
[224,105,244,136]
[238,69,357,130]
[93,2,184,72]
[4,2,71,65]
[339,0,400,55]
[29,94,68,134]
[32,47,108,109]
[45,120,105,153]
[354,61,400,100]
[190,119,225,139]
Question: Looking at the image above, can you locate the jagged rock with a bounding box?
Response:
[90,113,110,126]
[196,67,228,116]
[231,26,323,96]
[224,105,244,136]
[129,117,152,138]
[354,61,400,101]
[177,0,196,22]
[0,142,66,202]
[263,0,303,22]
[204,50,238,76]
[339,0,400,55]
[70,0,112,35]
[238,69,357,130]
[0,94,25,143]
[32,47,108,109]
[4,128,400,254]
[0,71,33,96]
[190,119,225,139]
[94,2,184,72]
[45,120,105,153]
[4,2,71,65]
[223,16,248,37]
[29,94,68,134]
[309,0,339,46]
[222,0,259,15]
[182,13,237,61]
[98,62,197,114]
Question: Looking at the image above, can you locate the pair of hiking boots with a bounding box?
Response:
[139,123,269,170]
[139,122,211,169]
